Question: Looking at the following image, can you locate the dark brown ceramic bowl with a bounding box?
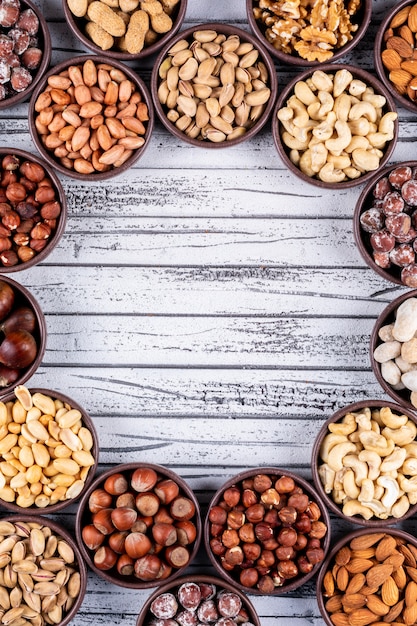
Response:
[0,387,99,513]
[370,289,417,412]
[62,0,187,61]
[272,64,399,189]
[204,467,331,596]
[136,574,261,626]
[312,399,417,527]
[247,0,372,67]
[374,0,417,113]
[0,275,46,390]
[28,55,154,181]
[0,0,51,110]
[0,147,67,271]
[150,22,278,148]
[316,527,417,626]
[75,462,202,589]
[0,514,87,626]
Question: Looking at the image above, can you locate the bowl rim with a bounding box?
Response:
[0,147,68,272]
[370,289,417,412]
[246,0,372,66]
[150,21,279,149]
[135,573,262,626]
[75,461,202,589]
[61,0,188,60]
[28,54,154,181]
[374,0,417,114]
[316,526,417,626]
[0,513,88,626]
[0,275,47,390]
[203,466,331,595]
[0,0,52,111]
[311,398,417,526]
[0,386,99,513]
[271,63,399,189]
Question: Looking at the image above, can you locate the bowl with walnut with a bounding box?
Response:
[75,462,201,589]
[204,468,331,595]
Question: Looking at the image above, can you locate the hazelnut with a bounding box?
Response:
[81,524,105,550]
[238,523,255,544]
[254,522,273,543]
[94,546,118,571]
[17,246,35,262]
[170,496,196,521]
[92,508,115,535]
[261,488,280,508]
[239,568,258,588]
[108,531,128,554]
[20,161,45,182]
[242,542,261,561]
[222,529,240,549]
[208,505,227,526]
[275,476,295,493]
[40,201,61,220]
[245,503,265,524]
[277,527,298,547]
[277,560,298,579]
[2,155,19,171]
[130,467,158,492]
[175,520,197,545]
[1,250,18,266]
[110,507,137,531]
[164,544,190,568]
[210,537,226,556]
[227,510,245,530]
[287,493,309,513]
[5,182,26,204]
[124,532,152,559]
[224,546,244,566]
[154,478,180,504]
[115,492,136,509]
[257,575,275,594]
[30,223,50,240]
[154,506,174,525]
[135,492,160,517]
[151,523,177,547]
[242,489,258,508]
[116,553,134,576]
[223,487,240,508]
[29,238,48,252]
[253,474,272,493]
[134,554,162,581]
[88,488,112,513]
[104,473,128,496]
[35,185,56,204]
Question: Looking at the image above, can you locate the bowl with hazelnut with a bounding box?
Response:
[136,574,261,626]
[316,527,417,626]
[311,399,417,527]
[150,22,278,148]
[0,514,87,626]
[0,0,51,109]
[0,386,99,513]
[75,462,202,589]
[28,55,154,181]
[272,64,399,189]
[247,0,372,67]
[204,467,331,596]
[63,0,187,61]
[353,161,417,287]
[0,148,67,270]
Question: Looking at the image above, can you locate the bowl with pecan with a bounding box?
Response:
[317,527,417,626]
[0,148,67,270]
[247,0,372,66]
[353,161,417,287]
[312,399,417,526]
[0,0,51,109]
[375,0,417,113]
[150,23,278,148]
[204,467,331,595]
[136,575,261,626]
[63,0,187,61]
[28,55,154,181]
[272,64,399,188]
[75,462,202,589]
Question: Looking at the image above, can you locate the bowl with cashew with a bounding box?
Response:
[311,399,417,526]
[272,64,399,188]
[247,0,372,67]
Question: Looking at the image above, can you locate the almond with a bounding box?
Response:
[346,573,366,595]
[399,544,417,568]
[387,35,414,58]
[405,580,417,607]
[381,576,400,607]
[392,565,407,590]
[406,565,417,582]
[330,613,350,626]
[408,4,417,32]
[401,60,417,75]
[323,570,336,597]
[400,24,415,46]
[346,558,374,574]
[389,68,413,88]
[391,5,411,29]
[384,551,405,569]
[381,48,402,71]
[326,594,343,613]
[347,608,378,626]
[375,536,397,562]
[366,563,394,589]
[342,593,367,610]
[403,601,417,625]
[384,598,404,622]
[337,566,350,591]
[365,594,390,617]
[349,534,386,551]
[352,548,376,560]
[336,546,352,566]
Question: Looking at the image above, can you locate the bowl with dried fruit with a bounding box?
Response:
[75,462,201,588]
[0,386,99,513]
[0,148,67,270]
[272,64,399,188]
[204,468,331,595]
[0,275,46,391]
[247,0,372,67]
[150,22,278,148]
[316,527,417,626]
[136,574,261,626]
[370,289,417,413]
[28,55,154,181]
[0,515,87,626]
[63,0,187,60]
[375,0,417,113]
[0,0,51,109]
[312,399,417,527]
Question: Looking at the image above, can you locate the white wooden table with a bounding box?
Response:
[1,0,416,623]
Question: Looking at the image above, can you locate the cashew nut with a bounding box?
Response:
[328,412,356,436]
[391,494,410,518]
[343,166,362,179]
[355,411,372,432]
[342,499,373,520]
[282,131,310,151]
[358,430,395,456]
[379,111,397,134]
[333,69,353,97]
[319,433,349,463]
[325,120,352,155]
[312,111,337,141]
[328,154,351,170]
[294,80,318,106]
[380,447,407,473]
[333,94,352,122]
[310,142,328,173]
[358,449,382,481]
[380,406,408,429]
[311,70,334,92]
[402,457,417,476]
[349,101,378,123]
[287,95,310,128]
[299,149,315,177]
[362,92,386,109]
[318,463,336,494]
[349,79,367,97]
[351,148,381,172]
[358,478,374,503]
[377,475,401,510]
[405,442,417,458]
[327,441,358,471]
[342,454,368,484]
[317,162,346,183]
[398,474,417,493]
[318,91,334,117]
[348,118,370,136]
[382,422,417,446]
[360,499,389,519]
[342,469,360,499]
[345,136,370,153]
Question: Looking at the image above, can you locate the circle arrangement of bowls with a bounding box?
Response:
[62,0,187,60]
[204,467,331,596]
[246,0,372,67]
[311,399,417,527]
[374,0,417,113]
[272,63,399,189]
[28,54,154,181]
[316,527,417,626]
[75,462,202,589]
[150,22,278,149]
[136,574,261,626]
[0,0,51,110]
[370,289,417,412]
[0,147,67,271]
